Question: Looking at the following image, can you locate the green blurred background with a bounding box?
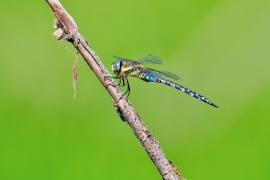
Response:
[0,0,269,179]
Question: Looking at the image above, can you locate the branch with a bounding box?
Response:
[46,1,185,179]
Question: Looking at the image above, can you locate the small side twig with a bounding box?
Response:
[46,1,185,179]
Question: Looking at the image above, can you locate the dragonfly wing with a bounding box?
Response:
[146,68,180,80]
[113,55,130,61]
[113,55,162,64]
[136,55,162,64]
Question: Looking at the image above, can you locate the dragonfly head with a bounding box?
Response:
[111,60,122,75]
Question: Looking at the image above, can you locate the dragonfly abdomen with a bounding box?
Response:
[154,77,218,108]
[136,72,157,82]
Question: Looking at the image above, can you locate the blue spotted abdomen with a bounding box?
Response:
[149,76,218,108]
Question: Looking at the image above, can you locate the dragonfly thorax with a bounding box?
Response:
[111,60,122,75]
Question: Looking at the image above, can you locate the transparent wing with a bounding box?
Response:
[136,55,162,64]
[113,55,130,61]
[146,67,180,80]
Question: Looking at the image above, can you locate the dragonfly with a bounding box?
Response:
[111,55,218,108]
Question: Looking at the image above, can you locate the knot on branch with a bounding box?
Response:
[53,19,77,44]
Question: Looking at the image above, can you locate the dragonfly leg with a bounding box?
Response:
[106,75,130,102]
[105,81,120,92]
[105,83,120,90]
[121,75,125,86]
[105,75,125,90]
[104,75,119,81]
[119,76,130,100]
[125,76,131,98]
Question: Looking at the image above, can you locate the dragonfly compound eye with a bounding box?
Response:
[111,63,120,75]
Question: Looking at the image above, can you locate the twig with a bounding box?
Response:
[46,1,185,179]
[72,52,79,99]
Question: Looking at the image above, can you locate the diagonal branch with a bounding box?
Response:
[46,1,185,179]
